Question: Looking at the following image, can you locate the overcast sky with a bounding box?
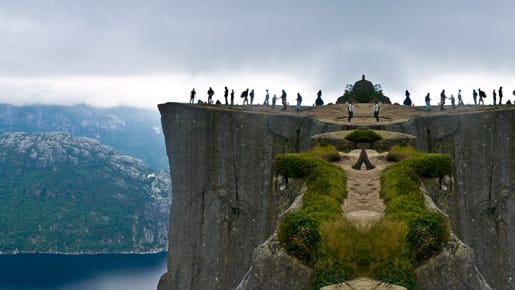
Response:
[1,0,514,108]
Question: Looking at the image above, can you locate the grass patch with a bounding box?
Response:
[344,130,383,143]
[276,145,346,268]
[276,144,452,289]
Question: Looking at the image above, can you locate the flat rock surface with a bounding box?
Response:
[338,149,391,231]
[320,277,407,290]
[196,102,514,125]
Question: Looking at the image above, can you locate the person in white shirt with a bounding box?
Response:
[347,101,354,122]
[373,101,379,122]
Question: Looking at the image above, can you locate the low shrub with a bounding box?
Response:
[318,219,359,263]
[344,130,383,143]
[306,162,347,202]
[372,259,416,289]
[275,154,318,178]
[381,146,452,268]
[407,212,450,265]
[278,211,320,264]
[386,151,407,162]
[380,162,420,202]
[310,258,354,290]
[276,144,452,289]
[367,218,408,264]
[406,154,453,178]
[302,194,342,222]
[276,145,346,266]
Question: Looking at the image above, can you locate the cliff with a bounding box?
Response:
[158,103,514,290]
[0,132,170,253]
[0,104,168,170]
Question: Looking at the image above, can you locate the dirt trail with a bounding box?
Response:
[338,149,392,231]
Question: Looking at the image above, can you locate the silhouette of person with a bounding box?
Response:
[373,101,379,122]
[264,89,270,105]
[190,88,196,104]
[478,89,486,105]
[241,89,249,105]
[272,94,278,108]
[458,89,464,106]
[499,86,503,105]
[492,89,497,106]
[403,90,412,106]
[296,93,302,112]
[473,89,478,105]
[450,94,455,109]
[250,89,255,105]
[315,90,324,106]
[281,90,287,110]
[230,89,235,105]
[425,93,431,111]
[224,86,229,105]
[207,87,214,104]
[347,101,354,122]
[440,89,446,110]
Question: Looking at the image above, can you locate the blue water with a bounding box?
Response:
[0,252,167,290]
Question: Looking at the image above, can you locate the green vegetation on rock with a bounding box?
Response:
[276,144,452,290]
[276,145,346,267]
[344,130,383,143]
[0,132,171,253]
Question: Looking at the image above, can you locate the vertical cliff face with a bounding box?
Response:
[158,103,514,290]
[157,103,341,290]
[412,110,515,290]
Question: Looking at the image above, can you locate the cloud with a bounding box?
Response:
[0,1,514,107]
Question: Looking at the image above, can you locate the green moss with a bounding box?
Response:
[276,145,346,266]
[277,211,320,264]
[384,195,425,222]
[407,212,450,265]
[380,145,451,268]
[406,155,453,178]
[302,194,342,222]
[310,258,354,290]
[276,144,452,289]
[275,154,319,178]
[372,259,416,289]
[344,130,383,143]
[380,162,420,202]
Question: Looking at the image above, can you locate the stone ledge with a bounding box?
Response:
[320,277,406,290]
[311,130,416,152]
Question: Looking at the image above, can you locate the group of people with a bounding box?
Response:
[346,101,380,123]
[189,87,325,110]
[406,87,513,112]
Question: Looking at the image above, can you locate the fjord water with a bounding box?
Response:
[0,252,166,290]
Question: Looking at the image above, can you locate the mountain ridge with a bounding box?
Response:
[0,103,167,170]
[0,131,171,253]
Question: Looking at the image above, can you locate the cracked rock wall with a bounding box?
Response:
[158,104,514,290]
[157,103,340,290]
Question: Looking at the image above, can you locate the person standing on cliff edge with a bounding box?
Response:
[281,90,287,110]
[207,87,214,104]
[263,89,270,105]
[373,101,379,122]
[224,86,229,105]
[347,101,354,122]
[499,86,503,105]
[440,89,446,110]
[190,88,196,104]
[315,90,324,106]
[296,93,302,112]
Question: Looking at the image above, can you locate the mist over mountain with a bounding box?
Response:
[0,104,167,171]
[0,132,170,253]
